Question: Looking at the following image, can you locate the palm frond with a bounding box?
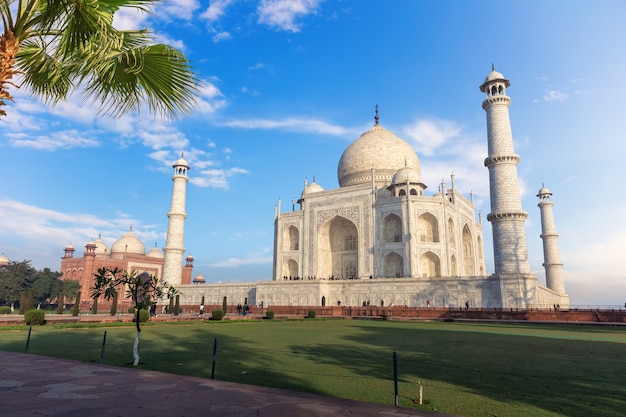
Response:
[82,42,200,119]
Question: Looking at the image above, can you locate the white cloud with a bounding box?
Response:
[257,0,321,32]
[201,0,237,22]
[248,63,266,71]
[402,118,461,157]
[209,249,272,268]
[158,0,200,21]
[8,130,100,151]
[113,7,151,30]
[543,90,568,102]
[191,167,249,188]
[221,116,355,136]
[0,199,150,270]
[212,31,232,42]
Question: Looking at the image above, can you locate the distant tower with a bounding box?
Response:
[162,155,190,286]
[537,185,566,294]
[480,66,531,276]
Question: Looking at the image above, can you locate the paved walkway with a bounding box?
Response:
[0,351,456,417]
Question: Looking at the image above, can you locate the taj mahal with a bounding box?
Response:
[61,68,570,309]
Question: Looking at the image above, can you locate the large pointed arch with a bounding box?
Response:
[462,224,476,275]
[420,251,441,277]
[418,213,439,242]
[282,225,299,251]
[282,258,298,278]
[383,213,402,243]
[317,216,358,279]
[383,252,403,278]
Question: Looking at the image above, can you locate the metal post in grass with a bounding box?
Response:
[211,338,217,379]
[393,351,398,406]
[25,326,32,353]
[100,331,107,364]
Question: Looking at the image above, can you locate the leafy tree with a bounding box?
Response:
[62,279,81,303]
[0,260,37,310]
[92,267,177,365]
[31,268,63,305]
[0,0,200,119]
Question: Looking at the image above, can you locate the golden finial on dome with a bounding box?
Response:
[374,104,379,125]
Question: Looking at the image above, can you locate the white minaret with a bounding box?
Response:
[537,185,566,294]
[162,155,190,286]
[480,66,531,277]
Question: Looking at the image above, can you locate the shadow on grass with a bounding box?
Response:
[291,322,626,417]
[1,320,625,417]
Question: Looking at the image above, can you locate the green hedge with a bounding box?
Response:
[25,309,45,325]
[307,310,316,318]
[211,309,225,320]
[0,306,11,315]
[266,310,275,320]
[132,310,150,322]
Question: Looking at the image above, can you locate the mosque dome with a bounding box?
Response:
[146,245,164,258]
[174,156,189,167]
[193,273,206,284]
[392,166,421,186]
[94,235,109,255]
[64,243,74,251]
[0,253,9,267]
[338,123,420,188]
[111,228,146,256]
[537,184,552,199]
[484,69,505,82]
[303,181,325,196]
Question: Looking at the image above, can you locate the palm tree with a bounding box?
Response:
[1,0,200,119]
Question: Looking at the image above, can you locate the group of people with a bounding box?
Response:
[237,304,252,315]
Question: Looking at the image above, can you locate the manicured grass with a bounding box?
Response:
[1,319,625,417]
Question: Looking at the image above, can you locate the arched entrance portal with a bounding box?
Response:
[317,216,358,279]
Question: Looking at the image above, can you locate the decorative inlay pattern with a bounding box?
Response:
[317,207,359,225]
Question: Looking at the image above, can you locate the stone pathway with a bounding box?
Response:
[0,351,457,417]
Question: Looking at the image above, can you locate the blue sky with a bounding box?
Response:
[2,0,625,306]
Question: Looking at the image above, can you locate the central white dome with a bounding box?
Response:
[111,228,145,257]
[337,123,420,188]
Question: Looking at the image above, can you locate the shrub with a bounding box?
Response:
[24,309,45,325]
[211,309,225,320]
[0,306,11,315]
[128,307,136,314]
[307,310,316,319]
[71,291,81,316]
[266,310,275,320]
[132,309,149,322]
[56,293,65,314]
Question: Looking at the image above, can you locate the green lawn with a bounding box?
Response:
[1,319,625,417]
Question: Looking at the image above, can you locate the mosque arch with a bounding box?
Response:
[383,252,403,278]
[398,189,406,196]
[420,251,441,277]
[382,214,402,243]
[450,254,458,276]
[283,225,299,251]
[418,213,439,243]
[317,216,358,279]
[477,235,484,260]
[462,225,476,275]
[282,258,298,278]
[447,218,455,246]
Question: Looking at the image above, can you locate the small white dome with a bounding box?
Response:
[0,253,9,267]
[392,166,421,186]
[146,246,164,258]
